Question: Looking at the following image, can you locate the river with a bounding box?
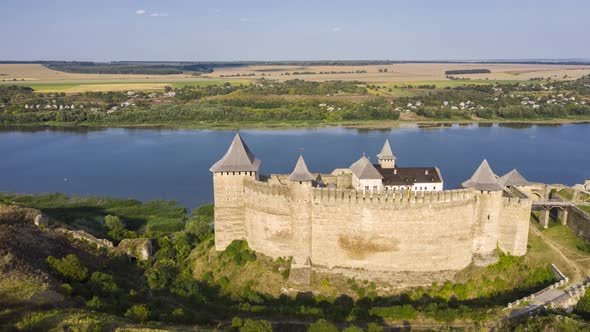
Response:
[1,123,589,208]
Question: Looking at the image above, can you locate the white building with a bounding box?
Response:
[349,139,443,194]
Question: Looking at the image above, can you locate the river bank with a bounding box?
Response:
[2,116,590,131]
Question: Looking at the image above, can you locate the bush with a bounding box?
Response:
[232,316,244,328]
[86,296,103,310]
[342,326,364,332]
[104,214,125,230]
[46,254,88,282]
[240,319,272,332]
[89,272,119,295]
[223,240,257,266]
[171,308,186,323]
[369,304,417,320]
[308,319,339,332]
[575,289,590,319]
[146,216,185,234]
[58,283,73,295]
[367,323,384,332]
[125,304,151,323]
[145,258,178,289]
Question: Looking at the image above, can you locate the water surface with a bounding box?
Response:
[1,124,589,208]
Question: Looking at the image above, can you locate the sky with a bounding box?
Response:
[0,0,589,61]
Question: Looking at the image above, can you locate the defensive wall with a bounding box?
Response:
[214,173,532,284]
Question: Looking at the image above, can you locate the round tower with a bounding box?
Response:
[210,133,260,250]
[462,159,503,266]
[287,154,314,284]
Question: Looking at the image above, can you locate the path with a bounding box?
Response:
[529,225,584,283]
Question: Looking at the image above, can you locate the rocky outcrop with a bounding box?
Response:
[118,238,153,261]
[54,228,114,249]
[0,204,48,226]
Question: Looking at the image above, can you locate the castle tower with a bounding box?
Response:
[287,154,314,284]
[462,159,503,266]
[210,133,260,250]
[377,139,396,169]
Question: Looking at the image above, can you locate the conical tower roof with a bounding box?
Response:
[498,169,530,187]
[350,155,383,180]
[461,159,503,191]
[288,155,315,182]
[210,133,261,172]
[377,139,396,160]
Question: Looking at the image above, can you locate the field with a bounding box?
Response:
[209,63,590,82]
[2,63,590,93]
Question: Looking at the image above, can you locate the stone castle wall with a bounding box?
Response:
[214,175,532,282]
[499,196,532,255]
[309,187,479,272]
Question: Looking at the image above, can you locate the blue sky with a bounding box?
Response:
[1,0,589,61]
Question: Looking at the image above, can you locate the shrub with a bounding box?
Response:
[86,296,103,310]
[369,304,417,320]
[575,289,590,319]
[218,276,229,289]
[104,215,125,230]
[145,258,178,289]
[193,204,214,222]
[203,271,214,283]
[46,254,88,282]
[185,217,212,242]
[308,319,338,332]
[342,326,364,332]
[240,319,272,332]
[146,216,184,234]
[125,304,151,323]
[58,283,73,295]
[223,240,257,266]
[232,316,244,328]
[367,323,384,332]
[171,308,186,323]
[89,272,119,295]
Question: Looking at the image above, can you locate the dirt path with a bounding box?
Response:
[530,226,585,283]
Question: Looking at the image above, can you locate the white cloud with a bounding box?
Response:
[136,9,146,15]
[150,12,169,17]
[331,26,342,32]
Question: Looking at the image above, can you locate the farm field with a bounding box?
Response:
[209,63,590,82]
[2,63,590,93]
[1,79,247,93]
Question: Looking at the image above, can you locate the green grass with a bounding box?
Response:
[556,188,575,200]
[579,205,590,215]
[0,193,187,235]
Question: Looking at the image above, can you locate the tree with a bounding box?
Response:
[125,304,151,323]
[240,319,272,332]
[105,214,125,230]
[46,254,88,282]
[308,319,339,332]
[89,271,119,295]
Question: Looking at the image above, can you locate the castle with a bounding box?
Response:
[210,133,533,285]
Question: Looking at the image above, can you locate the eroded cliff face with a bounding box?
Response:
[0,204,44,225]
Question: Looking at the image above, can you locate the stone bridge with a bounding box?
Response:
[531,199,574,229]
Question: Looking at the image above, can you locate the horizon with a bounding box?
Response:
[1,0,589,61]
